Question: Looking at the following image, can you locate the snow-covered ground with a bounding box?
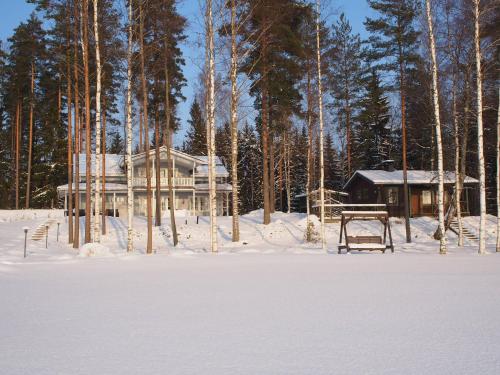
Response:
[0,209,499,374]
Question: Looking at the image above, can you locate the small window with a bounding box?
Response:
[386,187,399,205]
[422,190,432,205]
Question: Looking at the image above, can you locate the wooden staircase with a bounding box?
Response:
[449,219,479,242]
[31,219,56,241]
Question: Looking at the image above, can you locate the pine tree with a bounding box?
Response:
[238,122,262,214]
[327,13,364,177]
[355,68,391,169]
[364,0,420,243]
[184,99,206,155]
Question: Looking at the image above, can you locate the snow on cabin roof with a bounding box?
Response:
[195,164,229,177]
[75,154,124,176]
[193,155,223,165]
[345,170,478,188]
[57,182,127,195]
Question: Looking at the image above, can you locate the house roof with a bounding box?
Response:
[57,182,127,195]
[344,170,479,189]
[75,154,124,176]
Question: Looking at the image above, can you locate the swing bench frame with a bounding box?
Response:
[337,211,394,254]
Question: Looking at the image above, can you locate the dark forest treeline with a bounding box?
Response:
[0,0,498,217]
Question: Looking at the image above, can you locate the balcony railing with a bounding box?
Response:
[133,177,194,187]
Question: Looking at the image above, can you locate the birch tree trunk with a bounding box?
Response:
[474,0,486,254]
[125,0,133,253]
[316,0,326,251]
[93,0,102,243]
[163,61,178,246]
[496,87,499,252]
[73,0,81,249]
[82,0,92,243]
[206,0,217,252]
[305,63,313,240]
[66,0,73,244]
[154,109,161,226]
[101,97,106,235]
[139,2,153,254]
[426,0,447,254]
[230,0,240,242]
[26,62,34,209]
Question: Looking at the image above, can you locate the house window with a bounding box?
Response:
[422,190,432,205]
[386,187,399,205]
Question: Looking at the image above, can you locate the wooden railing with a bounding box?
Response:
[133,177,194,187]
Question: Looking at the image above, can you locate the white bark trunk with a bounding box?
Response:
[305,66,312,240]
[93,0,101,243]
[452,74,464,246]
[316,0,326,251]
[206,0,217,252]
[474,0,486,254]
[126,0,133,252]
[426,0,447,254]
[230,0,239,242]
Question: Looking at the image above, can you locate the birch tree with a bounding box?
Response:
[139,1,153,254]
[126,0,133,253]
[81,0,92,243]
[206,0,217,253]
[316,0,326,251]
[474,0,486,254]
[93,0,102,243]
[229,0,240,242]
[425,0,446,254]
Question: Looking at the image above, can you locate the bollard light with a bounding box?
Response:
[45,224,49,249]
[57,222,60,242]
[23,227,29,258]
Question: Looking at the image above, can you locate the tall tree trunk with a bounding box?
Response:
[206,0,217,252]
[230,0,240,242]
[305,62,313,240]
[163,60,178,246]
[125,0,133,252]
[81,0,92,243]
[426,0,447,254]
[139,2,153,254]
[15,99,20,210]
[139,108,143,152]
[154,108,161,226]
[261,11,270,225]
[399,53,411,243]
[474,0,486,254]
[26,62,34,209]
[452,70,463,246]
[285,131,291,214]
[73,0,81,249]
[66,0,73,244]
[93,0,102,243]
[346,104,351,177]
[316,0,326,251]
[496,86,499,252]
[269,135,275,213]
[101,96,106,235]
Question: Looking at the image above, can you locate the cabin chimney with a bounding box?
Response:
[381,160,395,172]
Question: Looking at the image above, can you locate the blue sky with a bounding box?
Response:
[1,0,374,145]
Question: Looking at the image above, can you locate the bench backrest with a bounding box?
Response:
[347,235,382,244]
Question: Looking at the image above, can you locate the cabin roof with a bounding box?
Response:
[75,154,124,176]
[344,170,479,189]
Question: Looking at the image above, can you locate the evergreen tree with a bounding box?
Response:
[327,13,365,177]
[364,0,420,243]
[354,68,391,169]
[324,131,343,190]
[238,122,262,214]
[184,99,206,155]
[108,131,124,154]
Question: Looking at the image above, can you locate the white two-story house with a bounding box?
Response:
[57,147,232,217]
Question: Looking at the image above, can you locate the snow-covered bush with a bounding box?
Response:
[78,243,112,257]
[304,221,320,243]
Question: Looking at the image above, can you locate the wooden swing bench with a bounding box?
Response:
[337,211,394,254]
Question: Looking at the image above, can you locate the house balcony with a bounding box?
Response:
[133,177,194,187]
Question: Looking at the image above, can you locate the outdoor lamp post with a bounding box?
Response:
[45,224,49,249]
[23,227,29,258]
